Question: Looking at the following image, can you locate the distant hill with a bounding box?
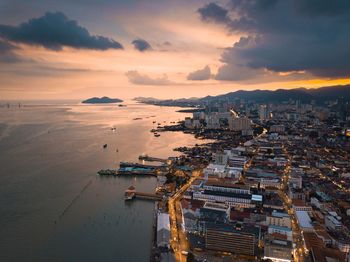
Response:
[135,84,350,107]
[82,96,123,104]
[199,85,350,104]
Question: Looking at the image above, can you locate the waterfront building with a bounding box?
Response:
[157,212,170,249]
[205,113,221,129]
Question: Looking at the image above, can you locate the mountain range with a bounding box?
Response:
[135,85,350,106]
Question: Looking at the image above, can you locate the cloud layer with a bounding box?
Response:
[199,0,350,80]
[125,70,173,85]
[187,65,211,81]
[0,12,123,51]
[132,39,151,52]
[0,39,21,63]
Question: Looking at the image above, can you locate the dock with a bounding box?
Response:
[119,162,165,169]
[118,167,157,176]
[138,155,168,163]
[125,186,163,201]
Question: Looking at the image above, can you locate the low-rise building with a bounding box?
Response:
[157,212,170,249]
[205,222,260,256]
[263,235,293,262]
[266,211,292,229]
[268,225,293,241]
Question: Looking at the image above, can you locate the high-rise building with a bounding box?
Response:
[229,117,252,131]
[259,105,269,121]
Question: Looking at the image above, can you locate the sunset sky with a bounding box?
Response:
[1,0,350,100]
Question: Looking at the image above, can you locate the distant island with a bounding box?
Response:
[82,96,123,104]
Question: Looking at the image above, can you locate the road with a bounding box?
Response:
[280,146,308,262]
[168,170,202,262]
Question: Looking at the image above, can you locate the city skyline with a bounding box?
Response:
[1,0,350,100]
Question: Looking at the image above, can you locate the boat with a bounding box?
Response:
[97,169,117,176]
[154,133,160,137]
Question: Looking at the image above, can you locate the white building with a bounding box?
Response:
[157,212,170,248]
[204,164,226,178]
[295,211,314,232]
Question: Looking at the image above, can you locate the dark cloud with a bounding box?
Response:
[187,65,211,81]
[198,3,230,24]
[125,70,173,85]
[0,12,123,51]
[131,38,152,52]
[199,0,350,79]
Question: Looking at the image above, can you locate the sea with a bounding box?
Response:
[0,100,207,262]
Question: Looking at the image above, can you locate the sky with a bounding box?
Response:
[0,0,350,100]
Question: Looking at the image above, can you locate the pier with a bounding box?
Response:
[138,155,168,163]
[125,186,163,201]
[119,162,166,169]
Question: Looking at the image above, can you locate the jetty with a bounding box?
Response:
[119,162,164,169]
[118,166,157,176]
[125,186,163,201]
[138,155,168,163]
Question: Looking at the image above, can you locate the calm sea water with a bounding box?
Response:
[0,101,205,262]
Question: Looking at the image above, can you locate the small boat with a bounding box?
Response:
[103,144,108,148]
[98,169,117,176]
[154,133,160,137]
